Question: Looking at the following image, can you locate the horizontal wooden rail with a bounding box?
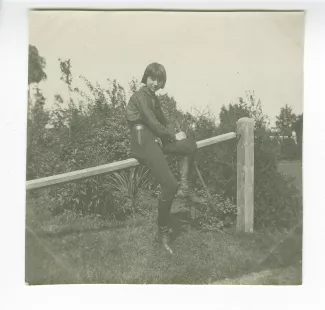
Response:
[196,132,236,148]
[26,132,236,191]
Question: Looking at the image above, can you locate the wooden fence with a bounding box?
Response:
[26,117,255,232]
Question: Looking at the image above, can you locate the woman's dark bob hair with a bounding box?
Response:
[141,63,167,88]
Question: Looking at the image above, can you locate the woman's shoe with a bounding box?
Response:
[158,226,173,255]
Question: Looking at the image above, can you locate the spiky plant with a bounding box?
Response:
[108,166,150,221]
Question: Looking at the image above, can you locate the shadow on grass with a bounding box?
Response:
[42,217,148,238]
[169,211,194,241]
[41,209,195,241]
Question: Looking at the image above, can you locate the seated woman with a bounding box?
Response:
[125,62,203,254]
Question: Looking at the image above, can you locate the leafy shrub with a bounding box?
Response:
[192,92,301,229]
[48,177,116,217]
[254,171,301,229]
[195,192,237,230]
[278,138,300,160]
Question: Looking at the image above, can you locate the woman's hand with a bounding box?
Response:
[155,138,163,148]
[175,131,187,141]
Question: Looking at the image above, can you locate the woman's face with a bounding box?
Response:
[146,76,163,93]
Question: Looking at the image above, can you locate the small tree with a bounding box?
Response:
[28,45,47,85]
[27,45,48,179]
[128,77,141,95]
[275,104,297,137]
[27,45,47,125]
[58,58,73,97]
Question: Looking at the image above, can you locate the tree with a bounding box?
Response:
[218,91,270,138]
[28,45,47,119]
[27,45,48,179]
[59,58,73,94]
[58,58,77,137]
[219,103,250,133]
[28,45,47,85]
[30,87,49,140]
[275,104,297,137]
[26,87,50,180]
[241,91,270,130]
[128,78,141,95]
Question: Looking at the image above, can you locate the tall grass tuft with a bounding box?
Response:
[108,166,150,222]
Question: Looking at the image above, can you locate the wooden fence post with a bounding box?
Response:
[236,117,255,233]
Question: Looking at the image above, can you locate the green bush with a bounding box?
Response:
[192,93,300,229]
[195,192,237,230]
[279,138,300,160]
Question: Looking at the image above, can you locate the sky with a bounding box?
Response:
[28,10,304,126]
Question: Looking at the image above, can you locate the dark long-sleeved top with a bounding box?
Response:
[126,86,174,140]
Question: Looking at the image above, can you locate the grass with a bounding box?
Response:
[25,160,302,285]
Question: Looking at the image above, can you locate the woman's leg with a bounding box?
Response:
[130,126,178,231]
[163,137,204,203]
[138,141,179,253]
[142,143,179,226]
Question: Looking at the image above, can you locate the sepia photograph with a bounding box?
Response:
[26,9,304,285]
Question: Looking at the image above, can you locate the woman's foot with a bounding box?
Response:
[160,233,173,255]
[156,226,173,255]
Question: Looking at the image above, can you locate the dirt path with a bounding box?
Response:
[213,264,302,285]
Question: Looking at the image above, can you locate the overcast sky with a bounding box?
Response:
[29,10,304,126]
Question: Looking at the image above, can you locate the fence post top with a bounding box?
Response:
[236,117,255,124]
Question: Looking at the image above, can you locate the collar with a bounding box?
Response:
[141,85,156,99]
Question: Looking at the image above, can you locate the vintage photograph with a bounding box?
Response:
[26,10,304,285]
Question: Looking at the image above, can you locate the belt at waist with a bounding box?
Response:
[129,123,146,130]
[129,123,160,143]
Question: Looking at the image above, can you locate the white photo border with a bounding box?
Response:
[1,0,324,309]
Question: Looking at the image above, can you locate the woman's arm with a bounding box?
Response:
[134,95,175,140]
[155,104,168,126]
[155,102,177,135]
